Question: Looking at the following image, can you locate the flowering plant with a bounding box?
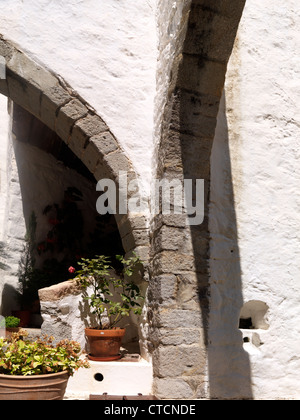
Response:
[0,331,89,376]
[69,254,144,330]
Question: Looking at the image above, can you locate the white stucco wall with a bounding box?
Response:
[0,0,299,400]
[210,0,300,399]
[0,95,9,242]
[0,0,157,197]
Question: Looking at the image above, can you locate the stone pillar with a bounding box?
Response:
[148,0,245,399]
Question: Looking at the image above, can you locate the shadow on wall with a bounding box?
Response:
[174,87,253,398]
[1,283,19,316]
[194,93,253,399]
[173,0,252,399]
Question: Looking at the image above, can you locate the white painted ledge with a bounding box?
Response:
[65,357,153,400]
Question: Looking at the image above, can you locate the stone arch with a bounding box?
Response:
[0,35,149,260]
[149,0,247,400]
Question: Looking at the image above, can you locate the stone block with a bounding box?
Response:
[129,245,149,266]
[148,274,178,306]
[151,251,198,275]
[150,327,202,347]
[176,276,201,311]
[68,113,108,158]
[103,149,132,179]
[38,280,81,303]
[7,74,41,118]
[117,215,149,239]
[75,113,108,137]
[89,131,119,156]
[153,377,194,400]
[192,0,246,18]
[56,99,88,142]
[82,131,118,173]
[152,225,197,255]
[122,229,149,251]
[177,55,226,97]
[167,99,219,155]
[7,51,58,91]
[151,213,188,231]
[183,6,237,63]
[40,85,72,131]
[153,345,206,378]
[39,282,99,348]
[0,37,14,61]
[152,308,203,329]
[171,88,220,129]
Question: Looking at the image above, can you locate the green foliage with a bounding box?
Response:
[0,331,89,376]
[71,254,144,330]
[0,316,20,329]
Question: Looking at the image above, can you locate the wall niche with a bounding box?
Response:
[239,300,269,331]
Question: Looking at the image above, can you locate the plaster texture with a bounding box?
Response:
[0,96,9,242]
[0,0,157,197]
[65,358,153,399]
[0,0,299,401]
[209,0,300,399]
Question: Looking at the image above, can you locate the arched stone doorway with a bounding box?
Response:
[0,36,150,356]
[0,34,149,259]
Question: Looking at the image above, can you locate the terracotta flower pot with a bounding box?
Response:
[5,328,20,340]
[85,328,125,361]
[0,371,69,400]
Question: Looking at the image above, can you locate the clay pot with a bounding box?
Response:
[0,371,69,400]
[85,328,125,361]
[5,328,20,340]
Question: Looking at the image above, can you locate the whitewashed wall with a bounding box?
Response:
[210,0,300,400]
[0,0,157,197]
[0,0,299,399]
[0,96,9,242]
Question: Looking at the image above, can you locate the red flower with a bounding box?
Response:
[68,266,76,274]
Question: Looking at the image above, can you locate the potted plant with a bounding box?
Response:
[70,254,144,361]
[0,316,21,339]
[0,331,89,400]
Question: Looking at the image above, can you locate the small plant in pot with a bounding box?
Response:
[0,316,21,339]
[0,331,89,400]
[69,253,144,361]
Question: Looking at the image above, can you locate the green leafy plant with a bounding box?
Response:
[0,331,89,376]
[0,316,20,329]
[70,254,144,330]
